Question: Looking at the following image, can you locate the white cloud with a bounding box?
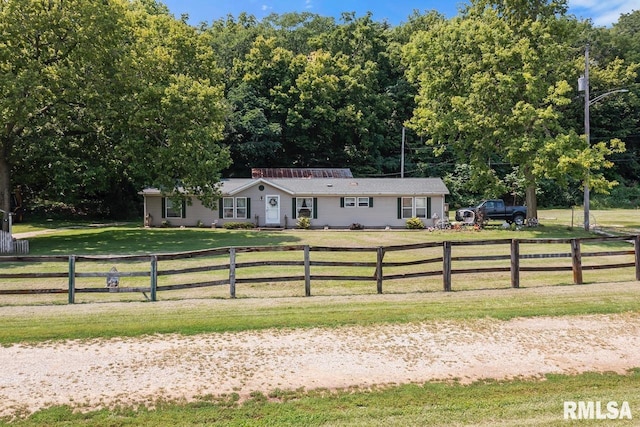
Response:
[261,4,272,12]
[568,0,639,26]
[305,0,313,10]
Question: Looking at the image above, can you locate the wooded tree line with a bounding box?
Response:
[1,0,638,223]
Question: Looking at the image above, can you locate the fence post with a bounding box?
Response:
[443,241,452,292]
[229,247,236,298]
[571,238,583,285]
[150,255,158,302]
[635,235,640,281]
[510,239,520,288]
[304,245,311,296]
[68,255,76,304]
[376,247,384,294]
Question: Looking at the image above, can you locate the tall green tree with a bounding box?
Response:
[586,12,640,199]
[1,0,230,224]
[120,0,230,208]
[0,0,130,225]
[403,0,633,219]
[216,12,403,176]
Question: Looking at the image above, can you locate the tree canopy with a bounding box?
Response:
[1,0,230,225]
[1,0,638,224]
[403,0,637,219]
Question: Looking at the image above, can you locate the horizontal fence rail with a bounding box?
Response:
[0,235,638,304]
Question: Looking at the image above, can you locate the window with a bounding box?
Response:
[236,197,247,219]
[165,198,183,218]
[402,197,413,219]
[296,197,313,218]
[223,198,234,219]
[415,197,427,218]
[341,197,372,208]
[399,197,431,219]
[223,197,248,219]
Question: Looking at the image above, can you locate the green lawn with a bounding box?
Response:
[4,370,639,426]
[3,212,638,305]
[1,281,639,345]
[10,207,639,256]
[2,209,639,426]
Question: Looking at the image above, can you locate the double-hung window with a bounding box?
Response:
[164,198,184,218]
[358,197,370,207]
[415,197,428,218]
[400,197,430,219]
[401,197,414,219]
[296,197,313,218]
[223,197,247,219]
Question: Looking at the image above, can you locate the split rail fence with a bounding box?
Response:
[0,235,639,304]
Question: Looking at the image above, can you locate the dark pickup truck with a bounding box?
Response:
[455,199,527,225]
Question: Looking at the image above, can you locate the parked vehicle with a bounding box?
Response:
[455,199,527,225]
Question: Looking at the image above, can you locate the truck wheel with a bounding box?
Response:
[513,214,525,226]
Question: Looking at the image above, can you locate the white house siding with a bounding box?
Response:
[141,177,449,229]
[143,196,217,227]
[143,182,293,227]
[306,195,446,228]
[231,183,291,227]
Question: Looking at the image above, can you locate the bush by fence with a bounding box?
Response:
[0,235,639,304]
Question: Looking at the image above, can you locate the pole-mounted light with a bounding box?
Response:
[577,44,628,231]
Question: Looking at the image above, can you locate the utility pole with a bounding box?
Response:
[583,43,590,232]
[401,126,405,178]
[578,44,628,232]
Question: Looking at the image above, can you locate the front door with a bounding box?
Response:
[265,195,280,225]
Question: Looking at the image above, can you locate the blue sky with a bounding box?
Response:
[161,0,638,28]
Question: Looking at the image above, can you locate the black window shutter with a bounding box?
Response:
[161,198,166,219]
[369,197,374,208]
[292,197,297,219]
[427,197,432,218]
[340,197,344,208]
[182,199,187,218]
[397,198,401,219]
[218,199,223,219]
[247,198,251,219]
[313,198,318,219]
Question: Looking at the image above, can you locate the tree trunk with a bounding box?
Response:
[0,155,10,232]
[523,167,538,220]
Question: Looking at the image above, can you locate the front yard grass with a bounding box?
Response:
[2,210,640,426]
[1,281,639,345]
[3,370,639,426]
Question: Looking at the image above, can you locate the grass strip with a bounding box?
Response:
[1,281,639,345]
[4,370,639,426]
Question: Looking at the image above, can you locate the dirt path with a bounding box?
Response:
[2,312,640,418]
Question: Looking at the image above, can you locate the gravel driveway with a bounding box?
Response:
[2,312,640,418]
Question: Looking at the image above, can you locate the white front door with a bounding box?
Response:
[265,195,280,225]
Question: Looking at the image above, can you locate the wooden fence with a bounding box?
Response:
[0,235,639,304]
[0,231,28,254]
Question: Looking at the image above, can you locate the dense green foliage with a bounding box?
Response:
[1,0,638,222]
[1,0,230,222]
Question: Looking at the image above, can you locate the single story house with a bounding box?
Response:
[140,173,449,229]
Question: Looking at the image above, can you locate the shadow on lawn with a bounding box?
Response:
[27,228,302,255]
